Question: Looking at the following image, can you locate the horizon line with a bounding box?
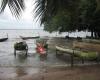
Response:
[0,29,43,30]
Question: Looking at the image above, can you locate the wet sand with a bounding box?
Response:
[0,64,100,80]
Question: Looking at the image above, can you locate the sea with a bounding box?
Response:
[0,29,90,67]
[0,29,92,78]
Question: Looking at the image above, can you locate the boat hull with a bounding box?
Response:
[0,38,8,42]
[20,36,40,40]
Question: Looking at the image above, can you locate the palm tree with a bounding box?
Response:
[0,0,25,18]
[0,0,99,20]
[34,0,62,24]
[34,0,79,24]
[0,0,99,27]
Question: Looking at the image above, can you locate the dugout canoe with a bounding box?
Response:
[20,36,40,40]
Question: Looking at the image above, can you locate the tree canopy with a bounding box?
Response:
[35,0,100,38]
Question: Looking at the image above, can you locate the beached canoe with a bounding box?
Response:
[0,34,8,42]
[56,45,98,67]
[56,46,74,54]
[20,36,40,40]
[0,37,8,42]
[56,46,98,59]
[76,51,98,59]
[56,46,81,55]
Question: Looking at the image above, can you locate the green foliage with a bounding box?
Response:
[43,0,81,32]
[76,0,97,31]
[14,42,27,50]
[44,10,72,32]
[41,0,100,38]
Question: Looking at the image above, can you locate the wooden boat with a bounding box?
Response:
[20,36,40,40]
[56,46,74,54]
[56,46,97,59]
[56,45,98,67]
[0,37,8,42]
[0,34,8,42]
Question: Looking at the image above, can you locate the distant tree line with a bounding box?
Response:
[0,0,100,38]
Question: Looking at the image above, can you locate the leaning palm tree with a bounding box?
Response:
[0,0,25,18]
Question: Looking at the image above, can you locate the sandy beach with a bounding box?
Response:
[0,64,100,80]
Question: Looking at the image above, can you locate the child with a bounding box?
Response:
[36,43,46,55]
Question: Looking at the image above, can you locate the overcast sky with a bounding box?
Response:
[0,0,43,29]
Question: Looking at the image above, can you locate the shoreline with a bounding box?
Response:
[0,64,100,80]
[0,37,100,80]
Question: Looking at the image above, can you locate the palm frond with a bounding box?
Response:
[34,0,71,24]
[0,0,8,13]
[0,0,25,18]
